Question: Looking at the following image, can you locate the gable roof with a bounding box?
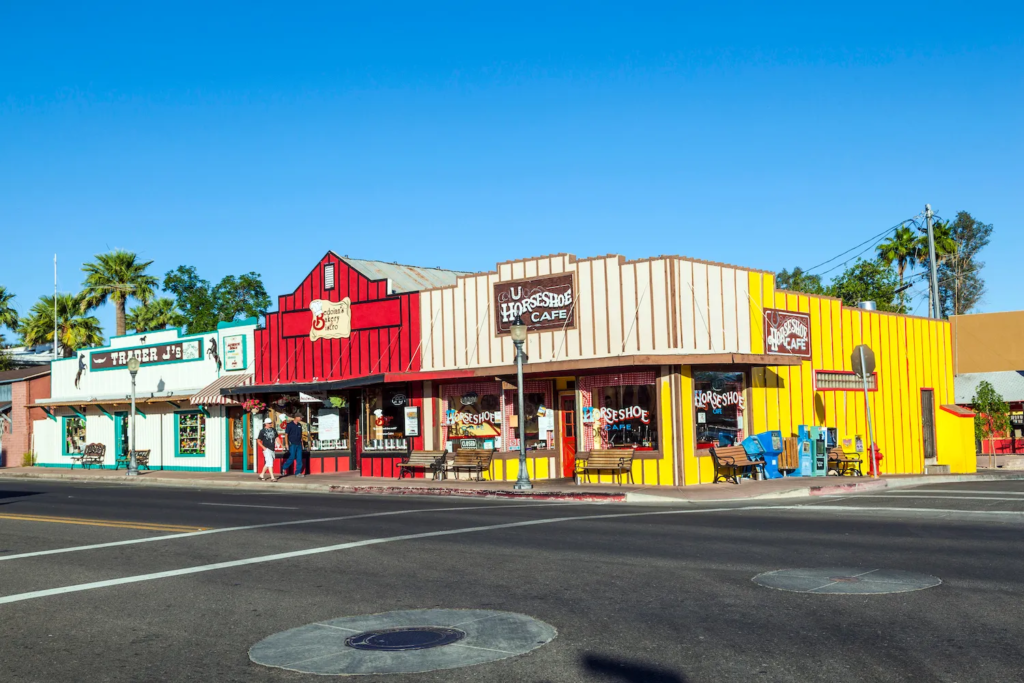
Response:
[336,255,466,294]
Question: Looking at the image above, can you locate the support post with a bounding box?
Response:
[925,204,941,319]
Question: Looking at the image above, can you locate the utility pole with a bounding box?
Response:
[925,204,941,319]
[53,254,58,360]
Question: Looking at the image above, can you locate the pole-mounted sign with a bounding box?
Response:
[852,344,879,478]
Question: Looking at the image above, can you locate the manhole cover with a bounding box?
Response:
[250,609,556,675]
[345,626,466,651]
[753,568,941,594]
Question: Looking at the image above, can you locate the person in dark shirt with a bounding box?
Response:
[257,417,278,482]
[280,415,305,477]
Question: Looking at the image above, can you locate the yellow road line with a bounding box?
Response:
[0,513,208,532]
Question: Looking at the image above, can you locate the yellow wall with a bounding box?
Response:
[747,272,958,476]
[936,407,977,474]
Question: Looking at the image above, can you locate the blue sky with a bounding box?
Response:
[2,2,1021,338]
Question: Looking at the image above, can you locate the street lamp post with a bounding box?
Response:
[127,356,140,477]
[510,315,532,491]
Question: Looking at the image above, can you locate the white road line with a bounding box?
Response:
[199,503,300,510]
[780,505,1024,515]
[893,490,1024,496]
[0,503,568,563]
[845,495,1024,502]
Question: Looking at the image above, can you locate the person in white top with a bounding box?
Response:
[257,417,278,482]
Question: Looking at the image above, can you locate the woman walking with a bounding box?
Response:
[257,417,278,482]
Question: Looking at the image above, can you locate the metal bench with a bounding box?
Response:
[828,447,863,476]
[576,449,635,485]
[396,451,446,480]
[71,443,105,470]
[449,449,493,481]
[709,445,765,484]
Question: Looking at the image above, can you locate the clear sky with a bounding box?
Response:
[2,2,1021,338]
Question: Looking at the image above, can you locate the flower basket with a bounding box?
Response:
[242,398,267,414]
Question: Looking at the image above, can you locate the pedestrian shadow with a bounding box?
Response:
[582,654,688,683]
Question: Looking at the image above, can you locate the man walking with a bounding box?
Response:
[257,417,278,482]
[281,415,305,477]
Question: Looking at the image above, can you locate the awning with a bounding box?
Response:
[30,392,198,408]
[191,373,254,405]
[224,373,385,397]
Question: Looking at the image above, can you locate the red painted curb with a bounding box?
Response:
[327,485,626,502]
[808,479,888,496]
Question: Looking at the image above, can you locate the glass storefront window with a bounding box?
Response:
[445,389,502,448]
[177,412,206,455]
[63,416,86,455]
[593,384,659,450]
[512,391,550,450]
[694,371,746,448]
[363,385,409,451]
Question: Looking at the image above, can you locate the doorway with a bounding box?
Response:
[921,389,936,462]
[227,409,250,471]
[114,412,129,462]
[559,394,577,478]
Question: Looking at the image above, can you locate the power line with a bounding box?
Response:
[803,215,922,275]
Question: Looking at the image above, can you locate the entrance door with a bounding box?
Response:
[560,395,577,478]
[227,409,248,471]
[114,412,129,461]
[921,390,936,462]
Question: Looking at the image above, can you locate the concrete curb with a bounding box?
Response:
[0,469,337,495]
[325,485,626,502]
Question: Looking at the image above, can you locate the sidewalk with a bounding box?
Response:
[3,466,1023,503]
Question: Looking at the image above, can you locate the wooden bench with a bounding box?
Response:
[396,451,446,480]
[71,443,105,470]
[576,449,635,485]
[709,445,765,484]
[828,447,863,476]
[449,449,494,481]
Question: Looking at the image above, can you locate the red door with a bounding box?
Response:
[560,395,577,478]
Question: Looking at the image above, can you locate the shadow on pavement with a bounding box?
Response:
[582,654,688,682]
[0,489,43,505]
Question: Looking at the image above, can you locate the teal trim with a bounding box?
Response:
[61,415,87,456]
[224,410,230,472]
[97,405,113,419]
[35,463,222,472]
[197,404,210,417]
[135,405,147,418]
[174,410,207,457]
[114,411,128,459]
[43,408,56,422]
[217,317,258,330]
[90,338,204,372]
[69,406,86,419]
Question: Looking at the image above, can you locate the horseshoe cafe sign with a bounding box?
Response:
[764,308,811,359]
[309,298,352,341]
[494,274,575,335]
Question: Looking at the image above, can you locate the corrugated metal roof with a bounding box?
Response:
[0,367,51,384]
[337,255,466,294]
[955,371,1024,404]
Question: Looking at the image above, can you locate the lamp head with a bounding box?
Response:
[127,357,141,375]
[510,315,527,343]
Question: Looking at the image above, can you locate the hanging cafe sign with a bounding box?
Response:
[90,339,203,371]
[494,273,576,335]
[763,308,812,360]
[309,298,352,341]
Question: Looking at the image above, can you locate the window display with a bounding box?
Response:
[63,416,85,455]
[592,384,659,450]
[312,406,350,451]
[177,412,206,455]
[694,371,746,448]
[504,380,554,451]
[445,386,502,450]
[363,385,409,451]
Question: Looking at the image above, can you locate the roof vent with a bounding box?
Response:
[324,263,335,290]
[857,301,876,311]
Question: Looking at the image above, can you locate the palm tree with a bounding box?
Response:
[876,225,918,288]
[126,297,187,332]
[81,250,158,337]
[19,293,104,357]
[0,285,17,331]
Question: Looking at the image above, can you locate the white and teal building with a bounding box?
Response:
[33,319,258,472]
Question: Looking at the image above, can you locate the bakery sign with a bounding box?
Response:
[90,339,203,371]
[494,273,575,335]
[309,298,352,342]
[764,308,811,359]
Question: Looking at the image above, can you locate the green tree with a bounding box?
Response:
[126,297,188,333]
[19,293,104,357]
[776,267,825,295]
[0,285,17,331]
[972,380,1010,461]
[81,250,158,337]
[826,259,900,312]
[164,266,271,335]
[937,211,993,316]
[0,334,14,371]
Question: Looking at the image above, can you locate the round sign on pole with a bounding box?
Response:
[852,344,876,377]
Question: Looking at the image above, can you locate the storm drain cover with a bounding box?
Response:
[250,609,556,676]
[753,568,941,594]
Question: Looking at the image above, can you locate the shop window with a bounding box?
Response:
[62,416,86,455]
[312,398,350,451]
[444,384,502,450]
[591,385,659,450]
[363,385,409,451]
[176,412,206,456]
[504,380,554,451]
[694,371,746,448]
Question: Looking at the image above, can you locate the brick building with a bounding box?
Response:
[0,367,51,467]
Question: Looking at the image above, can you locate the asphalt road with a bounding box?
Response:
[0,478,1023,682]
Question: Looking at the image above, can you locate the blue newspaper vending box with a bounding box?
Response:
[742,431,784,479]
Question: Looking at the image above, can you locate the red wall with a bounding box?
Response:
[255,254,423,385]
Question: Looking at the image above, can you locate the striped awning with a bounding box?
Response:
[190,373,254,406]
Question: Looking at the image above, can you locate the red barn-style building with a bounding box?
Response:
[232,253,464,477]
